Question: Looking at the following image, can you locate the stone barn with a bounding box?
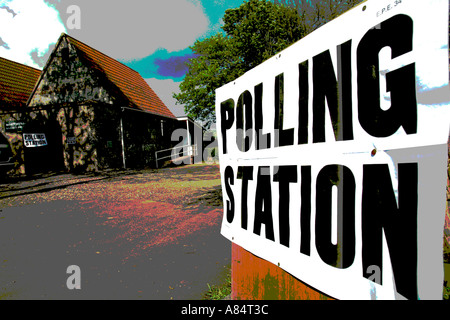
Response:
[24,33,186,174]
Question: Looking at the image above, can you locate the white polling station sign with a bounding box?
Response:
[23,133,48,148]
[216,0,450,300]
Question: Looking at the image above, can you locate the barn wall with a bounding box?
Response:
[122,109,182,168]
[0,110,26,175]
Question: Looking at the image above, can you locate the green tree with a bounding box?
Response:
[175,33,241,127]
[274,0,364,35]
[174,0,305,128]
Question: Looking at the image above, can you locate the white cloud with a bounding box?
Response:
[0,0,210,66]
[56,0,209,62]
[0,0,66,68]
[146,78,186,117]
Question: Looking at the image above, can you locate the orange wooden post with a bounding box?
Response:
[231,243,334,300]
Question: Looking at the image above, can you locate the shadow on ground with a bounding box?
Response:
[0,164,230,300]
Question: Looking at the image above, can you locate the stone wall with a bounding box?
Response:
[0,110,26,175]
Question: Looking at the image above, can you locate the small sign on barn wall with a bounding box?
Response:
[23,133,48,148]
[5,121,25,133]
[216,0,450,300]
[67,137,76,145]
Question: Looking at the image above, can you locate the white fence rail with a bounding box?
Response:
[155,144,198,168]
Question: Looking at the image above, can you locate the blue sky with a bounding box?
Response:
[0,0,248,116]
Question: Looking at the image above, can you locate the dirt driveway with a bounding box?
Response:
[0,163,230,300]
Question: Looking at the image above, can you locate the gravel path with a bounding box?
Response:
[0,164,230,300]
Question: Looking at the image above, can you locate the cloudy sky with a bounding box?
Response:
[0,0,247,117]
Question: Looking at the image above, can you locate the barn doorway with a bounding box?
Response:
[23,118,65,175]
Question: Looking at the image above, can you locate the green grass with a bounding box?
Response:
[202,271,232,300]
[444,284,449,300]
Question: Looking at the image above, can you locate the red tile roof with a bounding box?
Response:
[0,57,41,109]
[64,34,176,119]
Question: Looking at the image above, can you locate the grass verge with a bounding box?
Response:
[202,269,232,300]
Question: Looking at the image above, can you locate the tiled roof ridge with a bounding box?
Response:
[62,34,176,119]
[63,34,140,76]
